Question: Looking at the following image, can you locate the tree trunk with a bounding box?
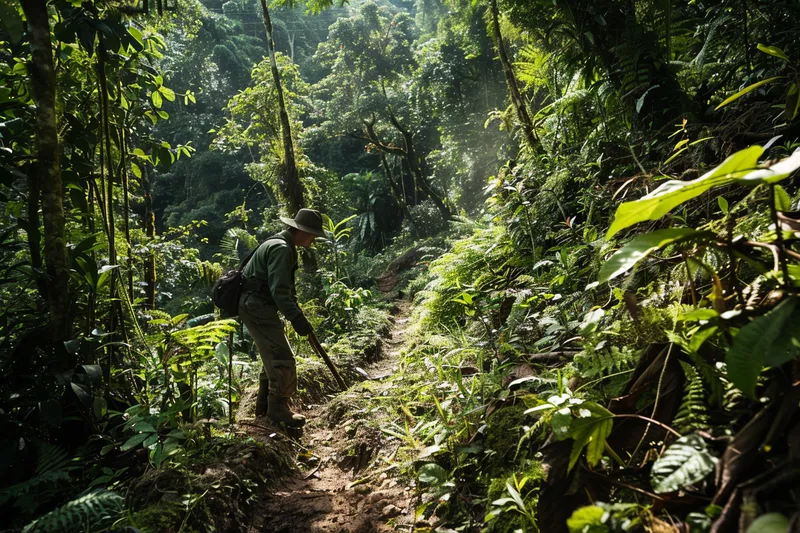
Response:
[25,171,45,298]
[386,111,453,221]
[21,0,71,344]
[381,153,417,236]
[259,0,305,215]
[97,38,119,360]
[488,0,537,148]
[120,118,133,302]
[144,165,157,310]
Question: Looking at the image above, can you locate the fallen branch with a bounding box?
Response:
[524,351,580,365]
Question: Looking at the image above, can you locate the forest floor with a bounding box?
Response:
[243,300,419,533]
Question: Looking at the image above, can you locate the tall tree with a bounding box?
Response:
[260,0,305,214]
[20,0,71,344]
[487,0,537,148]
[311,1,453,221]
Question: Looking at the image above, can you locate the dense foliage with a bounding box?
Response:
[2,0,800,531]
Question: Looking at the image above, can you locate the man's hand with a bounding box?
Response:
[291,314,312,337]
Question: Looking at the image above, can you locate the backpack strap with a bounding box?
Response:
[237,244,259,272]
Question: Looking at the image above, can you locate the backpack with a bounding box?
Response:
[211,246,259,318]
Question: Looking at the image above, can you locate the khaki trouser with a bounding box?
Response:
[238,292,297,398]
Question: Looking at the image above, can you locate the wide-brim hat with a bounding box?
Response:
[280,208,326,237]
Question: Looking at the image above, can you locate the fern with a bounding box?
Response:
[22,490,125,533]
[574,345,639,379]
[218,227,257,266]
[0,443,73,513]
[673,362,710,434]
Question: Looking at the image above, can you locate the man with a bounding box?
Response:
[238,208,325,427]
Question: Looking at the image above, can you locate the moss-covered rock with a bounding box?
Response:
[483,404,530,469]
[130,502,201,533]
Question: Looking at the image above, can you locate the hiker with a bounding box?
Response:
[238,208,325,427]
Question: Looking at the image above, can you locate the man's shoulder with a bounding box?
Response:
[259,234,291,256]
[264,234,289,248]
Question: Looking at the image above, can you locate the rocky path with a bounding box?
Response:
[247,301,416,533]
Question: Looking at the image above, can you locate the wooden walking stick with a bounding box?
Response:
[307,330,348,391]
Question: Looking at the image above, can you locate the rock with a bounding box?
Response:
[380,504,402,520]
[354,484,371,495]
[366,490,389,505]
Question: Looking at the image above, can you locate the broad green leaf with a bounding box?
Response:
[757,44,790,62]
[651,434,717,493]
[130,162,142,179]
[786,82,800,120]
[418,463,448,484]
[679,308,719,322]
[566,505,605,533]
[688,326,718,354]
[595,228,710,285]
[715,76,785,110]
[607,146,764,238]
[120,433,148,451]
[774,185,792,211]
[636,84,661,113]
[132,422,156,433]
[0,0,23,43]
[151,90,163,109]
[762,305,800,368]
[568,402,614,471]
[717,196,729,214]
[127,27,144,49]
[506,482,525,509]
[726,298,797,397]
[97,265,118,291]
[418,445,441,459]
[746,513,790,533]
[551,406,573,440]
[738,149,800,185]
[159,86,176,102]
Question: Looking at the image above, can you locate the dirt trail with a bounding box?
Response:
[247,301,416,533]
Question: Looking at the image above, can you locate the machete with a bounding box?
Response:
[307,330,348,391]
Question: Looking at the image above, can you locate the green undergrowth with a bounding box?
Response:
[322,142,800,532]
[125,437,294,532]
[292,305,393,402]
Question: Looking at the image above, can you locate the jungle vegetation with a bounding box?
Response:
[2,0,800,531]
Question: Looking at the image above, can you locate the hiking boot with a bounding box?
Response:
[267,394,306,427]
[255,377,269,417]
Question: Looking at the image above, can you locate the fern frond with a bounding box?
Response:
[574,346,639,379]
[218,227,257,265]
[673,362,710,434]
[0,444,73,507]
[35,443,71,476]
[22,490,124,533]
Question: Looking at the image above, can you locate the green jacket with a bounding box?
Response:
[242,230,302,321]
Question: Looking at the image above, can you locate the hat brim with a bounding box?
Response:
[280,216,326,237]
